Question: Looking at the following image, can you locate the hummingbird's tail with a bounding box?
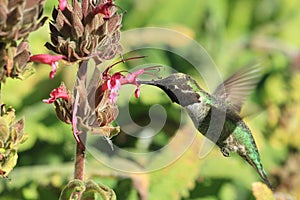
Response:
[242,154,273,190]
[258,167,273,190]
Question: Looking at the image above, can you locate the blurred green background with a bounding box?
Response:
[1,0,300,199]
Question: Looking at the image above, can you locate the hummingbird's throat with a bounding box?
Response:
[185,97,210,127]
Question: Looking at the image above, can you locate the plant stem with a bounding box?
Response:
[74,132,87,181]
[73,135,86,199]
[74,60,88,180]
[73,60,89,198]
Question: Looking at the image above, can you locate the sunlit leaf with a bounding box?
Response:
[252,182,274,200]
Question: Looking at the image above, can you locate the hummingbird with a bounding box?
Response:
[138,65,272,189]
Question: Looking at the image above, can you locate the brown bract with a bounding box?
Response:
[45,0,123,64]
[0,0,47,82]
[75,64,120,138]
[0,0,47,41]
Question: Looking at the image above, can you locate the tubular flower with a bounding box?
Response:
[29,54,66,79]
[102,67,158,103]
[58,0,67,11]
[106,72,122,103]
[43,83,70,104]
[93,0,114,19]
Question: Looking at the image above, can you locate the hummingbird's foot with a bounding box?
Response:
[221,147,230,157]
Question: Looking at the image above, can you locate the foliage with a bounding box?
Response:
[252,182,274,200]
[59,179,116,200]
[1,0,300,199]
[0,106,27,177]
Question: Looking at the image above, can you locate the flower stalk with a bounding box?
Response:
[39,0,159,197]
[74,130,86,180]
[73,60,88,187]
[73,132,86,199]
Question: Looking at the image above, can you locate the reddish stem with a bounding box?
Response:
[74,133,86,180]
[72,132,86,199]
[73,61,88,198]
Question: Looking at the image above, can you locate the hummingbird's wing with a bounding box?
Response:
[213,65,262,114]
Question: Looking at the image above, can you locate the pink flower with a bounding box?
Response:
[106,73,122,103]
[93,0,114,19]
[102,67,158,103]
[30,54,66,79]
[119,69,146,98]
[58,0,67,11]
[43,84,70,104]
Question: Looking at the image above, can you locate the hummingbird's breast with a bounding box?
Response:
[221,120,258,156]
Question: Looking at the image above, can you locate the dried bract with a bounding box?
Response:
[45,0,123,64]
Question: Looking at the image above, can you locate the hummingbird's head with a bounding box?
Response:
[138,73,201,106]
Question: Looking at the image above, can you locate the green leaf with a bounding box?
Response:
[0,149,18,176]
[0,117,9,145]
[11,118,25,145]
[83,180,116,200]
[59,179,85,200]
[59,179,116,200]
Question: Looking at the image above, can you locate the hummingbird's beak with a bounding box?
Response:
[137,80,156,85]
[137,80,180,104]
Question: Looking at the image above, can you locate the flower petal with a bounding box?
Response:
[43,83,70,104]
[49,62,58,79]
[30,54,65,79]
[101,66,160,103]
[30,54,65,65]
[107,73,122,90]
[109,90,118,103]
[119,69,145,85]
[107,76,121,103]
[134,86,140,98]
[58,0,67,11]
[93,1,114,19]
